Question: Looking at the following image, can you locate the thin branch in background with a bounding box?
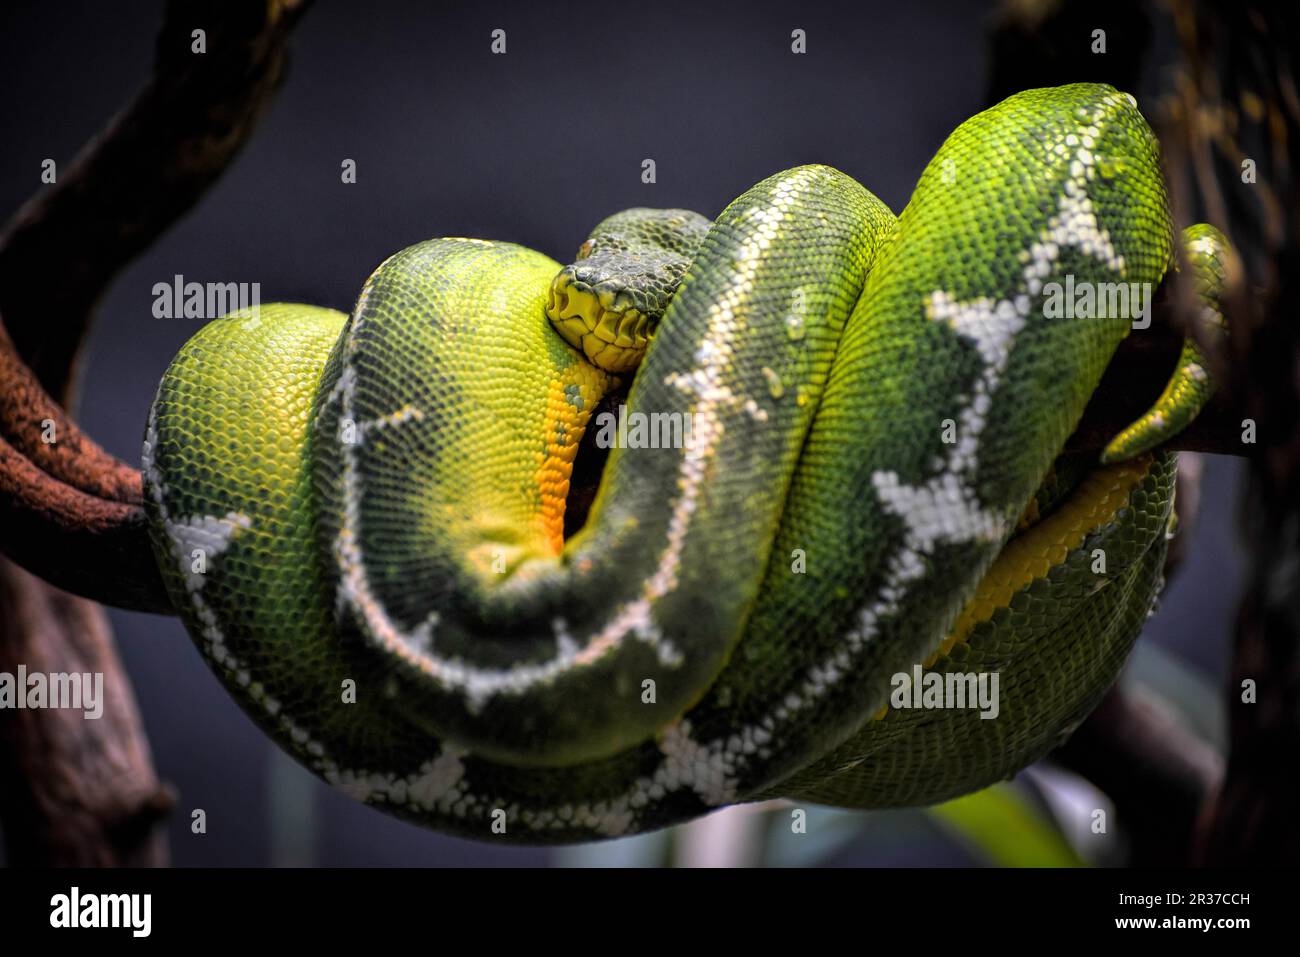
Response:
[1157,0,1300,867]
[988,0,1299,865]
[0,0,312,397]
[1054,687,1223,866]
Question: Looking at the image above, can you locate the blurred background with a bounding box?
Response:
[0,0,1245,865]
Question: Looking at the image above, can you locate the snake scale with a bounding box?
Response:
[143,84,1228,842]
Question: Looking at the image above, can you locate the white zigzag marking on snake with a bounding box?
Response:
[142,410,348,768]
[325,263,642,708]
[356,403,424,442]
[162,511,251,593]
[145,399,475,809]
[332,325,683,708]
[568,170,817,673]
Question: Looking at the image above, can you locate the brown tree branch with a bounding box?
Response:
[0,0,314,868]
[0,322,141,502]
[0,558,175,866]
[0,434,161,614]
[0,0,312,397]
[0,319,166,613]
[0,0,313,616]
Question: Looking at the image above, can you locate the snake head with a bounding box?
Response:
[546,208,711,374]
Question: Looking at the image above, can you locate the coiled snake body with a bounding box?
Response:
[143,85,1227,842]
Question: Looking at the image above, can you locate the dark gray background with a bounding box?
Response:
[0,0,1244,865]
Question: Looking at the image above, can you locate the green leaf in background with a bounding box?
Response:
[929,784,1084,868]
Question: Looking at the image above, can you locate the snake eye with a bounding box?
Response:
[577,239,595,260]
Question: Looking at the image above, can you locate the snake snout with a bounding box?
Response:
[546,264,655,375]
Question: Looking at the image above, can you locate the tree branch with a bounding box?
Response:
[1159,0,1300,867]
[0,319,166,613]
[988,0,1300,868]
[1054,686,1223,866]
[0,558,175,866]
[0,0,314,867]
[0,0,312,397]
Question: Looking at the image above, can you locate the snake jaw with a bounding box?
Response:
[546,210,709,375]
[546,266,656,374]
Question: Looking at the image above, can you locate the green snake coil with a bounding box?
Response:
[143,84,1227,842]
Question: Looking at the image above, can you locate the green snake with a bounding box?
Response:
[142,84,1228,842]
